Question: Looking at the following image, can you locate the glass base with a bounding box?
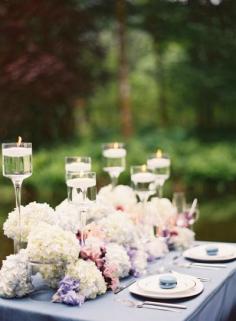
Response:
[29,287,54,301]
[28,260,65,301]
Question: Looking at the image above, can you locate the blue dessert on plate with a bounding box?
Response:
[205,245,219,256]
[159,274,177,289]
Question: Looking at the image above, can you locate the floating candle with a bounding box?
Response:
[2,147,32,157]
[103,166,124,175]
[147,157,170,169]
[131,172,155,184]
[66,162,91,172]
[67,177,96,190]
[103,148,126,158]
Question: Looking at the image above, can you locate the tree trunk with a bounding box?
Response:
[116,0,133,137]
[155,43,169,126]
[74,98,91,138]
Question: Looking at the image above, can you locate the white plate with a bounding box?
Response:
[183,244,236,262]
[137,273,196,295]
[129,274,203,299]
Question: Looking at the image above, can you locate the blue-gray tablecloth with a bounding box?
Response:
[0,243,236,321]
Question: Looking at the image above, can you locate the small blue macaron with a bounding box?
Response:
[159,274,177,289]
[206,245,219,256]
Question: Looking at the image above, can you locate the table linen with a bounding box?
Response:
[0,243,235,321]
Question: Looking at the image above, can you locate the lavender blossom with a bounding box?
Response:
[126,246,147,277]
[58,277,80,294]
[52,276,84,306]
[62,290,85,306]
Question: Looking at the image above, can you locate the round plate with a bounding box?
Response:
[137,273,196,295]
[183,244,236,262]
[129,275,203,299]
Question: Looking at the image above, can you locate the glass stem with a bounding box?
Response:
[80,189,87,247]
[110,175,118,189]
[13,180,23,253]
[156,183,163,198]
[142,197,149,226]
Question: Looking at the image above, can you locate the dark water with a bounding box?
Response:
[195,220,236,243]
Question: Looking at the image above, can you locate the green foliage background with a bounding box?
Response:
[1,0,236,261]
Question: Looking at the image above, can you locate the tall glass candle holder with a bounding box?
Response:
[102,142,126,189]
[2,138,32,253]
[65,156,91,173]
[130,165,156,203]
[131,165,156,241]
[173,193,199,229]
[147,150,170,198]
[66,171,96,247]
[65,157,91,202]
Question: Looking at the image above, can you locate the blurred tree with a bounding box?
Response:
[0,0,105,146]
[133,0,187,126]
[185,0,236,135]
[135,0,236,136]
[116,0,133,137]
[85,0,134,137]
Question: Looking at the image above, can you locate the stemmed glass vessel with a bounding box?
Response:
[131,165,156,203]
[184,202,199,228]
[65,157,91,202]
[172,192,186,227]
[173,192,199,229]
[102,142,126,189]
[131,165,156,240]
[65,156,91,173]
[2,138,32,253]
[66,171,96,247]
[147,150,170,198]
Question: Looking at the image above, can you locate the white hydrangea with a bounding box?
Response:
[105,243,131,278]
[55,199,80,234]
[55,199,112,234]
[27,222,80,263]
[145,238,167,259]
[98,185,137,212]
[84,236,105,253]
[131,248,148,276]
[170,227,195,250]
[86,201,112,223]
[36,263,66,289]
[3,202,55,243]
[66,259,106,299]
[98,212,137,246]
[148,198,176,228]
[0,250,33,298]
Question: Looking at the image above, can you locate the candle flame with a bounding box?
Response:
[141,164,146,172]
[17,136,22,147]
[156,149,162,158]
[114,142,119,149]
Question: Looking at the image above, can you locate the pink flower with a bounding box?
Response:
[115,205,124,211]
[102,263,119,291]
[170,230,179,237]
[78,240,120,292]
[85,223,105,239]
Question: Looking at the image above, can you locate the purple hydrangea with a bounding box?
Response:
[147,254,156,263]
[58,277,80,294]
[62,290,85,306]
[52,276,85,307]
[126,246,139,277]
